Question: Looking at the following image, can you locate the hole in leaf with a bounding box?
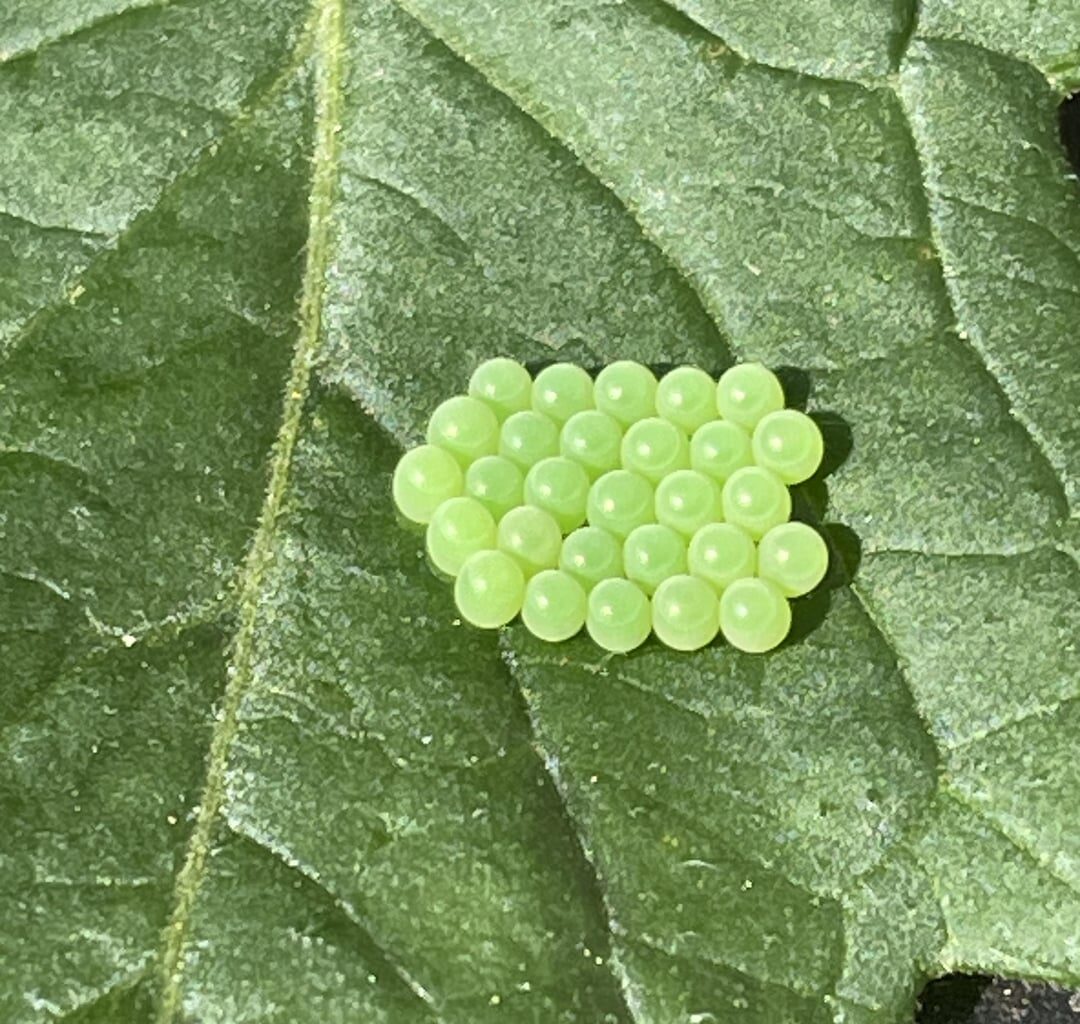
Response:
[1060,92,1080,180]
[916,975,1080,1023]
[817,797,838,818]
[916,975,990,1023]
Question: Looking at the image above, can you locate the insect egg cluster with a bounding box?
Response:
[392,358,828,653]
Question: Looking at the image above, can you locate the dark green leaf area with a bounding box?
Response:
[0,69,312,634]
[189,387,630,1023]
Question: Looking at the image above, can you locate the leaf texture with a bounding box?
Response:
[1,0,1078,1022]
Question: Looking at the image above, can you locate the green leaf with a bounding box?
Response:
[2,1,1078,1022]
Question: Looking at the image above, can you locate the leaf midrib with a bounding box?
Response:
[147,0,1075,1016]
[151,0,346,1017]
[1,8,317,361]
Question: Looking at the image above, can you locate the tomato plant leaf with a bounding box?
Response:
[2,1,1078,1022]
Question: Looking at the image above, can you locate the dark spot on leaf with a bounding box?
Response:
[1059,92,1080,181]
[917,975,991,1023]
[917,975,1080,1023]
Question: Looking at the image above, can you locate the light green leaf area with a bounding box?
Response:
[2,1,1078,1022]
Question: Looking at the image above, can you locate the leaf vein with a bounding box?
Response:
[0,11,317,361]
[152,0,346,1017]
[0,208,110,239]
[890,84,1073,513]
[387,0,740,372]
[0,0,179,65]
[939,192,1080,276]
[351,172,474,254]
[945,691,1080,752]
[942,787,1080,901]
[644,0,889,89]
[223,820,445,1021]
[848,581,942,756]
